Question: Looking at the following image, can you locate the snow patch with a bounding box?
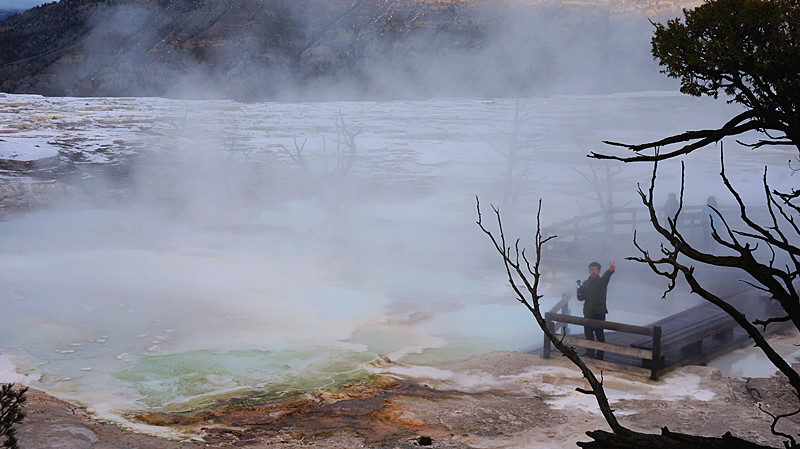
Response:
[366,363,509,392]
[527,367,716,414]
[370,360,716,418]
[0,137,60,161]
[0,354,37,384]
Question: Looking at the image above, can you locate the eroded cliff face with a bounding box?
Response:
[0,0,299,97]
[0,0,700,99]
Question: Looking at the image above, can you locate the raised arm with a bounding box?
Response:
[601,261,616,285]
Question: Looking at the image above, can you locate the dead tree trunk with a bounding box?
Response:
[579,427,776,449]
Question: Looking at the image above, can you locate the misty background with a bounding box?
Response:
[6,0,785,432]
[0,0,694,100]
[0,89,765,423]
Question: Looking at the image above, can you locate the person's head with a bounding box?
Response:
[707,196,717,207]
[588,261,601,277]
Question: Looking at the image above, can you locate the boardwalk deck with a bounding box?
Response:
[535,205,789,379]
[541,286,788,379]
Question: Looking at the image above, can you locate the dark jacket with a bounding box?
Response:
[577,270,613,316]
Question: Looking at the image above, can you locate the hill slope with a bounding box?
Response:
[0,0,699,99]
[0,9,22,21]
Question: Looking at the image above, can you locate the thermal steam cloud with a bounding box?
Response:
[10,0,684,100]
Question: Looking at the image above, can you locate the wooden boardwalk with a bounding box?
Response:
[539,204,770,277]
[538,205,788,379]
[541,287,787,379]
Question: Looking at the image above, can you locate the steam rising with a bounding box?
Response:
[0,89,759,423]
[0,0,780,431]
[6,0,685,99]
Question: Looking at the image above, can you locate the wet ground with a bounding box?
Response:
[12,347,800,449]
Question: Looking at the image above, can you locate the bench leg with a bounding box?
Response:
[681,340,703,354]
[713,328,734,342]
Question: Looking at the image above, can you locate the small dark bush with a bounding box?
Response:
[0,383,28,449]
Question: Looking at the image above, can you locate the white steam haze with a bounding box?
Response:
[31,0,685,99]
[0,0,793,436]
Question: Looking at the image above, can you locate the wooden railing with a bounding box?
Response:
[548,292,572,314]
[543,312,663,380]
[545,292,572,334]
[541,205,749,247]
[536,205,775,379]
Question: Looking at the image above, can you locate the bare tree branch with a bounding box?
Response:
[758,403,800,448]
[591,111,766,162]
[737,139,795,149]
[476,196,629,435]
[627,158,800,444]
[753,315,792,331]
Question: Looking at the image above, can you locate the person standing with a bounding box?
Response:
[576,261,615,360]
[661,193,680,221]
[702,196,722,249]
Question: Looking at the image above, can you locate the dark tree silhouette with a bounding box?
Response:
[480,98,537,210]
[627,153,800,447]
[476,198,627,434]
[589,0,800,447]
[592,0,799,163]
[0,383,27,449]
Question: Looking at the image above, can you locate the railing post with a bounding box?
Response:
[560,293,570,335]
[543,313,553,359]
[650,326,662,381]
[560,292,570,315]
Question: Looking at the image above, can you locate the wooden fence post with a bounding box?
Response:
[650,325,662,380]
[543,313,553,359]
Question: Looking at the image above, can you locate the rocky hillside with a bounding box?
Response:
[0,0,700,99]
[0,9,22,21]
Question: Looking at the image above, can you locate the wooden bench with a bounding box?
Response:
[629,304,736,357]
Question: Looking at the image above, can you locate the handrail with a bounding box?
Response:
[541,204,747,237]
[546,292,572,336]
[547,292,572,315]
[543,311,663,380]
[546,312,653,336]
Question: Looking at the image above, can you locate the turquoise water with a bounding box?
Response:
[0,204,542,415]
[114,349,378,410]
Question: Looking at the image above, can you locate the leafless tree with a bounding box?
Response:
[590,99,800,447]
[624,151,800,448]
[573,161,634,213]
[280,112,361,217]
[560,1,800,445]
[477,196,778,448]
[589,108,795,163]
[481,98,537,210]
[476,197,625,433]
[586,138,800,448]
[570,160,639,237]
[590,84,800,449]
